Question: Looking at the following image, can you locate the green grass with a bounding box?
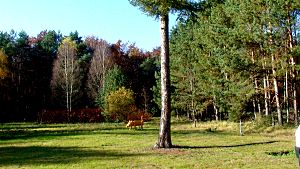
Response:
[0,119,297,169]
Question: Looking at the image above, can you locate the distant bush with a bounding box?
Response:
[38,108,103,123]
[69,108,103,123]
[38,109,68,123]
[105,87,135,122]
[254,115,273,129]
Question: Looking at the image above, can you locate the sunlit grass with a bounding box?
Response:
[0,119,297,169]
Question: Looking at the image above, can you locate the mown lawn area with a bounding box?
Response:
[0,119,297,169]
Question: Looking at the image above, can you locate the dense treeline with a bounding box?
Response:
[0,30,159,122]
[1,0,300,127]
[170,0,300,126]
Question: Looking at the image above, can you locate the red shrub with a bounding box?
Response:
[126,110,152,122]
[38,109,68,123]
[69,108,103,123]
[38,108,103,123]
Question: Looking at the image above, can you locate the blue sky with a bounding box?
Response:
[0,0,178,51]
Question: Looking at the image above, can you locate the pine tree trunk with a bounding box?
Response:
[192,99,196,127]
[291,57,298,126]
[155,14,172,148]
[287,15,298,125]
[190,76,197,127]
[271,54,282,125]
[143,88,148,113]
[251,50,261,118]
[266,75,274,125]
[192,100,197,128]
[269,22,282,125]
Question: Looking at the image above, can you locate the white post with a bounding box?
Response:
[239,119,244,136]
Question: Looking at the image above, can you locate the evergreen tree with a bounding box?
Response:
[169,0,300,126]
[97,65,126,112]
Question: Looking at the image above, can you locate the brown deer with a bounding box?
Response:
[126,116,144,129]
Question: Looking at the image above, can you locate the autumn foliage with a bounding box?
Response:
[0,30,159,122]
[0,49,8,80]
[105,87,135,121]
[126,111,152,122]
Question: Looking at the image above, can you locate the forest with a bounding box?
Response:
[170,0,300,126]
[0,0,300,127]
[0,29,161,122]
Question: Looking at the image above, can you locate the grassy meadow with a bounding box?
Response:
[0,118,297,169]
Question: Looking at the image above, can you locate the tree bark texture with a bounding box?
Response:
[269,22,282,125]
[263,75,269,116]
[287,15,298,125]
[156,14,172,148]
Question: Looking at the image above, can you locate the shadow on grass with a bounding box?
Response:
[99,128,158,135]
[0,125,159,141]
[0,128,98,140]
[0,122,148,140]
[172,129,239,137]
[0,123,69,130]
[173,140,279,149]
[0,146,145,166]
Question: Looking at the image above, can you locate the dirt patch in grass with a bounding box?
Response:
[266,150,294,156]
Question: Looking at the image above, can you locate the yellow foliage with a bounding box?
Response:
[0,49,9,79]
[59,37,77,51]
[106,87,136,120]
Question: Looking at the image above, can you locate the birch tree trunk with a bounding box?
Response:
[284,71,289,123]
[51,38,80,118]
[293,80,298,125]
[263,76,269,116]
[214,102,219,121]
[239,119,243,136]
[262,54,270,117]
[70,53,74,113]
[254,79,261,115]
[156,14,172,148]
[87,39,112,102]
[64,47,69,112]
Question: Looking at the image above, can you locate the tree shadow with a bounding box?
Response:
[0,123,136,140]
[99,128,158,135]
[0,146,145,166]
[173,140,279,149]
[0,128,97,140]
[0,123,69,130]
[172,129,236,136]
[0,125,159,141]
